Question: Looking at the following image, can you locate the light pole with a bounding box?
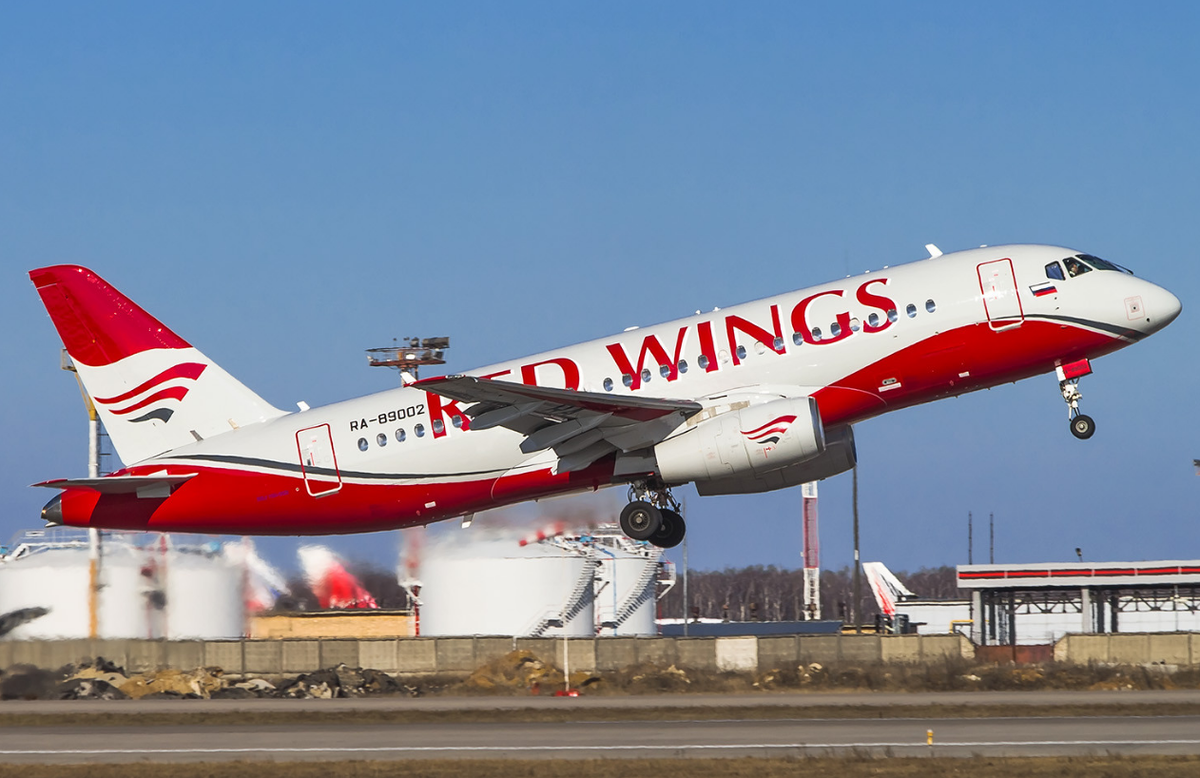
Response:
[852,464,861,634]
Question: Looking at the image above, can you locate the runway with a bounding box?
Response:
[2,713,1200,763]
[9,687,1200,714]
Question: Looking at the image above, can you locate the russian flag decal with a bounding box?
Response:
[1029,282,1057,297]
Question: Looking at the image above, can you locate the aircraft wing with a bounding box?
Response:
[414,375,701,472]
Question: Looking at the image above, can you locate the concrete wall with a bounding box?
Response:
[251,612,414,639]
[9,632,1200,675]
[1054,633,1200,665]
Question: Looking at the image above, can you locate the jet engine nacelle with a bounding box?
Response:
[654,396,824,485]
[694,424,856,495]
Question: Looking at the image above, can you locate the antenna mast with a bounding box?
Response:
[801,481,820,620]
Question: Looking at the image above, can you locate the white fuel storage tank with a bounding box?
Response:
[0,529,244,640]
[591,529,663,637]
[417,535,596,637]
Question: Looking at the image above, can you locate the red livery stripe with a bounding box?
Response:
[93,363,207,404]
[744,425,791,440]
[106,386,190,415]
[741,415,797,436]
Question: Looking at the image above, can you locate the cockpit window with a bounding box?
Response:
[1077,253,1134,275]
[1063,256,1092,278]
[1045,262,1065,281]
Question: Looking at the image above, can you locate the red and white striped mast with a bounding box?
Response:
[801,481,820,620]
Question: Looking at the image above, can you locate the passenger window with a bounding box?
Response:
[829,322,841,337]
[395,428,406,442]
[1064,256,1091,278]
[811,327,822,341]
[433,419,445,434]
[641,368,652,384]
[678,360,689,374]
[1045,262,1065,281]
[926,299,936,313]
[849,318,861,332]
[659,364,671,378]
[603,377,614,392]
[697,355,709,369]
[773,336,784,350]
[376,433,388,447]
[906,303,917,318]
[735,345,747,360]
[415,424,425,438]
[868,313,880,329]
[357,438,368,452]
[622,373,633,387]
[887,309,899,323]
[452,415,463,428]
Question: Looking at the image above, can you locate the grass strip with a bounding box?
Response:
[3,755,1200,778]
[3,702,1200,728]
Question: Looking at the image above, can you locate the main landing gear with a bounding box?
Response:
[619,482,686,549]
[1058,359,1095,440]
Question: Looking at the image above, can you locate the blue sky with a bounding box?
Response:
[3,4,1199,583]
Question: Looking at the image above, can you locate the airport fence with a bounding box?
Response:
[3,633,965,675]
[3,633,1199,675]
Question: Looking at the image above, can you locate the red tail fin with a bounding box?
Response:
[30,264,285,464]
[29,265,190,367]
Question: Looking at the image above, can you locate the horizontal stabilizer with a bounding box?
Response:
[32,473,197,497]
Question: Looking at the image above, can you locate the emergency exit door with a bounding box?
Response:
[977,259,1025,330]
[296,424,342,496]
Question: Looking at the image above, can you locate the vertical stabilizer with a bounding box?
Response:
[30,265,287,465]
[861,561,916,618]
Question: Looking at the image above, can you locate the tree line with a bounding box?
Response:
[282,562,963,624]
[658,564,964,623]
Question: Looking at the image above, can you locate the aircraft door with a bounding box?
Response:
[977,259,1025,330]
[296,424,342,497]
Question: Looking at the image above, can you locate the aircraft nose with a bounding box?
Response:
[40,494,63,526]
[1143,283,1182,333]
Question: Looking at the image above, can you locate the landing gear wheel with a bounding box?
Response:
[620,500,662,541]
[1070,414,1096,440]
[650,509,687,549]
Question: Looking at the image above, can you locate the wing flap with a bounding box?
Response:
[416,375,702,472]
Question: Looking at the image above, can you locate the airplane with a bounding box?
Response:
[29,244,1180,548]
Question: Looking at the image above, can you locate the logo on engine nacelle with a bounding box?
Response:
[740,414,797,448]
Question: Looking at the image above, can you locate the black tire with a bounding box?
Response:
[650,509,687,549]
[1070,414,1096,440]
[620,501,662,540]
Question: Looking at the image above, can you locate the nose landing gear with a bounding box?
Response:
[1058,360,1095,440]
[620,482,686,548]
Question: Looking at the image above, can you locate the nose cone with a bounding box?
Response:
[1143,283,1182,334]
[40,494,63,526]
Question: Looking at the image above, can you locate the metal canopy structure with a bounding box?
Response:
[958,561,1200,646]
[366,337,450,382]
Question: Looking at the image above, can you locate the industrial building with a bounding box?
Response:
[957,560,1200,646]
